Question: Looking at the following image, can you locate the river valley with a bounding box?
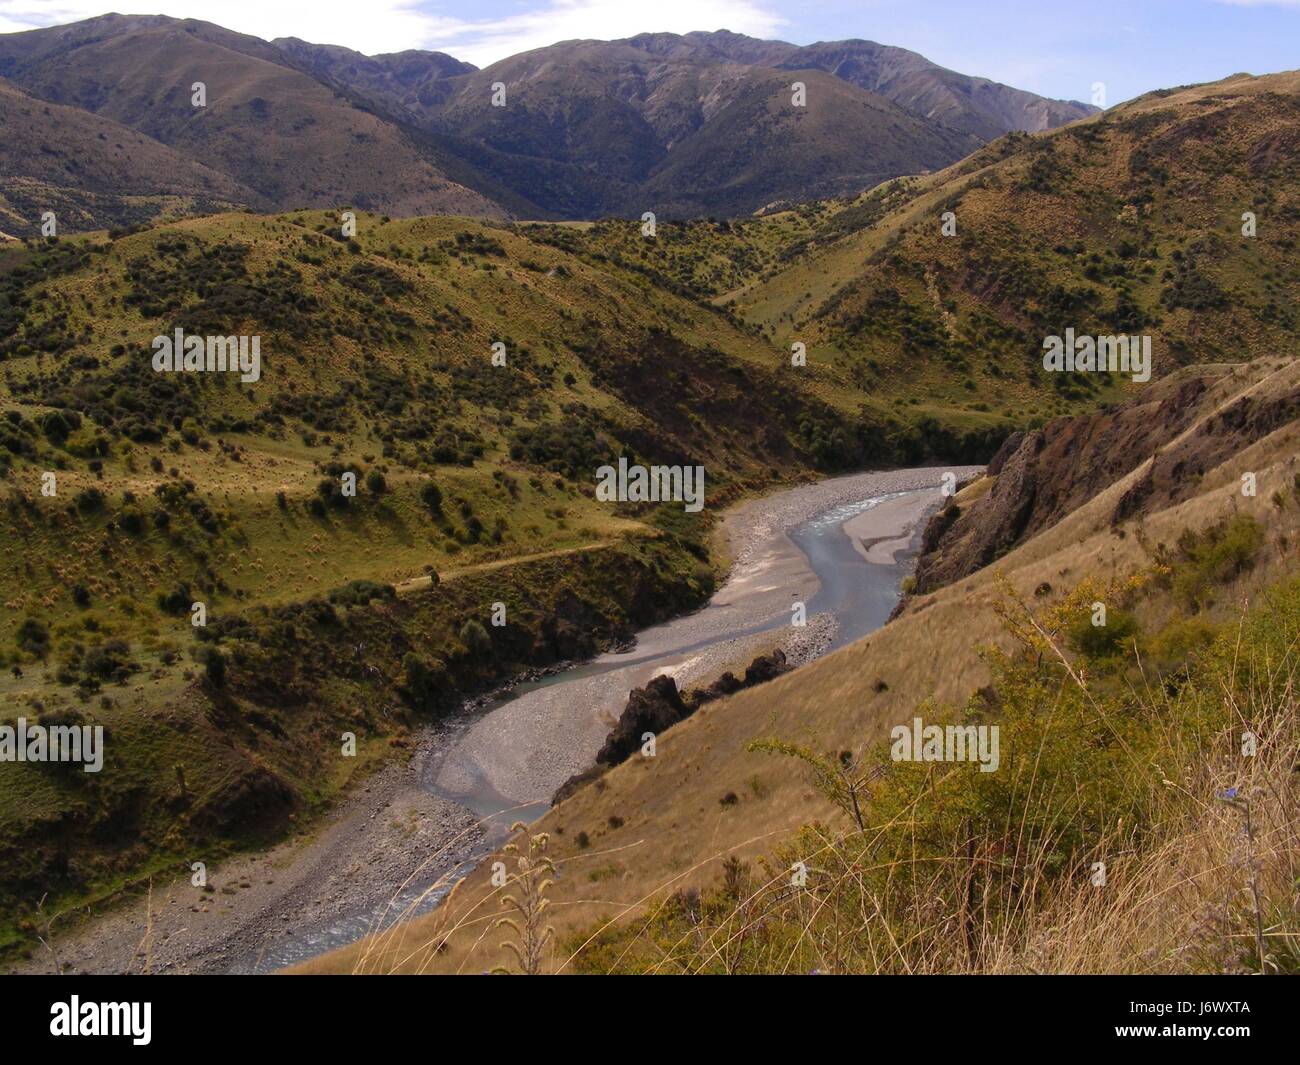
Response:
[8,466,978,975]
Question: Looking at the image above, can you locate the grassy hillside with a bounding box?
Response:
[0,202,1007,952]
[721,71,1300,426]
[515,73,1298,438]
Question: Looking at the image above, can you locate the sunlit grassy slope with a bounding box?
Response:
[541,71,1299,432]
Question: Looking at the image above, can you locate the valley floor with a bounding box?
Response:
[8,467,966,974]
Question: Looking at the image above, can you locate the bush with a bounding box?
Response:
[16,617,50,655]
[1171,515,1264,608]
[459,619,492,655]
[119,508,145,535]
[204,648,226,689]
[157,583,192,616]
[327,579,396,607]
[1066,606,1139,661]
[81,640,135,683]
[420,481,443,515]
[73,487,105,514]
[400,653,443,710]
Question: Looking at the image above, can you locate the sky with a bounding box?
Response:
[1,0,1298,104]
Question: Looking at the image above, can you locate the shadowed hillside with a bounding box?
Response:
[0,14,503,226]
[0,75,256,236]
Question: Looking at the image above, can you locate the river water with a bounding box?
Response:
[231,475,953,971]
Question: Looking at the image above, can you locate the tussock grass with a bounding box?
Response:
[564,576,1300,974]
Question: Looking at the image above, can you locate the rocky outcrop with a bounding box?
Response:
[907,375,1214,596]
[551,649,791,804]
[1113,383,1300,523]
[595,675,691,767]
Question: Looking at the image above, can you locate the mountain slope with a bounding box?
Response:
[778,39,1094,139]
[272,36,475,108]
[427,51,980,218]
[331,30,1087,218]
[0,17,1096,226]
[721,70,1300,423]
[0,14,504,220]
[637,66,978,216]
[0,75,257,237]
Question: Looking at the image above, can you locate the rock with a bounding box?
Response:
[551,764,607,805]
[596,674,689,767]
[741,648,788,686]
[905,375,1214,599]
[553,648,797,806]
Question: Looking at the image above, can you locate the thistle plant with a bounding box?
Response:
[494,823,556,975]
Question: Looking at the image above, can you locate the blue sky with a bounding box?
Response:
[2,0,1297,104]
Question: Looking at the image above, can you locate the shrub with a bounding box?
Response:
[400,653,443,710]
[1066,606,1139,661]
[420,481,443,515]
[158,583,192,616]
[73,487,105,514]
[327,579,396,607]
[459,619,492,655]
[16,617,50,655]
[119,508,145,535]
[1171,515,1264,608]
[204,648,226,689]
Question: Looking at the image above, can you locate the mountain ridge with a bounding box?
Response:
[0,15,1097,228]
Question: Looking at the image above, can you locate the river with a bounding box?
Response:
[13,466,978,974]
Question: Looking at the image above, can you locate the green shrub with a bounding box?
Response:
[16,617,50,656]
[459,619,492,655]
[157,583,192,616]
[327,579,396,607]
[420,481,443,515]
[1171,515,1264,608]
[1066,606,1139,661]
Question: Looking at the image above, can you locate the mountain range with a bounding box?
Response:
[0,13,1096,230]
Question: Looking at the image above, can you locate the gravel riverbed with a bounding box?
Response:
[8,465,976,974]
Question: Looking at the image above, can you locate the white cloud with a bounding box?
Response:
[0,3,448,54]
[0,1,788,64]
[419,0,788,67]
